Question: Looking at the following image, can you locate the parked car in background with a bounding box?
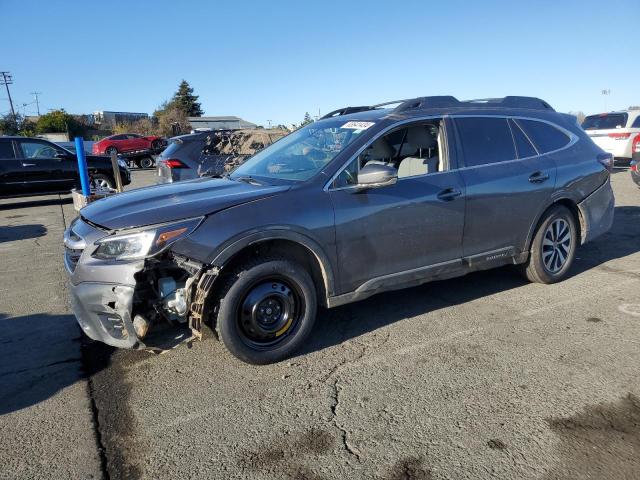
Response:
[92,133,166,156]
[630,134,640,187]
[0,136,130,198]
[156,129,288,183]
[582,108,640,165]
[65,95,614,365]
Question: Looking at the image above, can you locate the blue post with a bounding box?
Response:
[75,137,90,196]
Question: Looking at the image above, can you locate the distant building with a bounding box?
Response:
[93,111,149,126]
[188,116,257,131]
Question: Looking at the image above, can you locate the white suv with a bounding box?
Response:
[582,107,640,164]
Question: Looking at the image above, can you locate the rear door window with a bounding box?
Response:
[509,119,538,158]
[516,119,570,154]
[582,113,628,130]
[455,117,516,167]
[0,141,15,159]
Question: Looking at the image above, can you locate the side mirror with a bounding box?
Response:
[356,163,398,190]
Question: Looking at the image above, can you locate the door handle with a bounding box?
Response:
[22,163,36,167]
[437,187,462,201]
[529,171,550,183]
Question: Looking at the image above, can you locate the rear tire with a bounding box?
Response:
[138,157,154,169]
[151,139,163,151]
[522,205,577,284]
[214,258,317,365]
[91,173,114,191]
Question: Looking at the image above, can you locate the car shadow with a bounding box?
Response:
[0,224,47,243]
[0,196,72,211]
[0,312,112,416]
[302,205,640,357]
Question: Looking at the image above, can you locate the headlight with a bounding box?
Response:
[92,217,202,261]
[117,158,128,169]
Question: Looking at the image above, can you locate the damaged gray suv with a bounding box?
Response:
[64,96,615,364]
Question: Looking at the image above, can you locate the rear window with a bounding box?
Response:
[582,113,628,130]
[455,117,516,167]
[509,119,538,158]
[0,141,15,159]
[159,140,184,158]
[517,119,570,154]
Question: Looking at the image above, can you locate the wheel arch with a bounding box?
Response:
[211,232,336,307]
[525,197,583,253]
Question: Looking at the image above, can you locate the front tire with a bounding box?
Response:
[522,205,577,284]
[215,258,317,364]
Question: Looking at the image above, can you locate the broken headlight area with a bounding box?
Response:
[93,217,203,261]
[130,253,219,350]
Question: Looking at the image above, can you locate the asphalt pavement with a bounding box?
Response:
[1,169,639,480]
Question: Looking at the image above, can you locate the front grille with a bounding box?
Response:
[64,221,87,274]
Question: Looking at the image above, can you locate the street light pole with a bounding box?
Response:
[0,71,17,125]
[601,89,611,112]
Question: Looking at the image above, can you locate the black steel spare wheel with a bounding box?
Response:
[239,280,302,347]
[215,258,317,364]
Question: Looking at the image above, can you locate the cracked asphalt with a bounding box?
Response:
[1,169,639,480]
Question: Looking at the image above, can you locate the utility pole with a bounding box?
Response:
[31,91,42,115]
[0,71,17,125]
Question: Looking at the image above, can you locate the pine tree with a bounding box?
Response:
[170,80,203,117]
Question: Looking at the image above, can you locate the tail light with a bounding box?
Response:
[607,132,631,140]
[633,134,640,153]
[160,159,187,169]
[597,153,614,171]
[631,161,637,172]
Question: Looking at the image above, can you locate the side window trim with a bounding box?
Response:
[324,115,451,191]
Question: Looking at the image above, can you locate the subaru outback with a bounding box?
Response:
[64,96,615,364]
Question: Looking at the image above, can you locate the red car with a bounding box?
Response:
[92,133,165,155]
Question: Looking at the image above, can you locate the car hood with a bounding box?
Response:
[80,177,290,230]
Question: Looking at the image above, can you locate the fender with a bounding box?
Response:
[210,227,337,298]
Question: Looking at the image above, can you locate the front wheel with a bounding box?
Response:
[522,205,577,284]
[105,146,118,156]
[215,258,317,364]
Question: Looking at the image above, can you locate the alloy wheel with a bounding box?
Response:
[542,218,572,273]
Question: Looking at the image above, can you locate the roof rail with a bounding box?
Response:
[320,100,409,119]
[321,96,555,120]
[394,95,555,113]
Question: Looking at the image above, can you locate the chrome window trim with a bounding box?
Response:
[323,115,445,192]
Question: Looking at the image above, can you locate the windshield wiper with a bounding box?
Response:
[233,175,264,186]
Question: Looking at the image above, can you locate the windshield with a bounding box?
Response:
[230,119,375,182]
[582,113,628,130]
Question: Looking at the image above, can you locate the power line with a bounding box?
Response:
[0,71,17,123]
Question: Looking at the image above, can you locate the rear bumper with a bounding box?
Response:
[578,179,615,244]
[69,281,139,349]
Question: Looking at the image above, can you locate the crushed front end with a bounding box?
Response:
[64,216,218,350]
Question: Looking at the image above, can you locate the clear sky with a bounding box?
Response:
[1,0,638,126]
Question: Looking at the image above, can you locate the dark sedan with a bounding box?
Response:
[0,136,130,198]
